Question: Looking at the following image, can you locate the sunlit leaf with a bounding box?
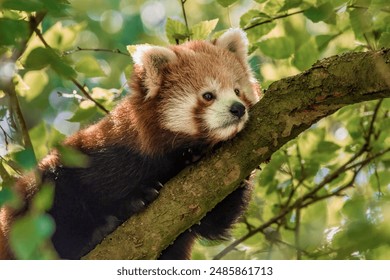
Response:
[240,10,275,43]
[18,70,49,101]
[315,34,337,52]
[67,101,98,123]
[278,0,303,12]
[75,56,106,77]
[304,2,334,23]
[342,197,366,220]
[257,37,295,59]
[216,0,239,7]
[165,18,189,44]
[30,122,65,161]
[349,8,373,40]
[292,39,319,71]
[191,19,219,40]
[44,22,86,51]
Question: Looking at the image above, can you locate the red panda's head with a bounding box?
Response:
[129,29,261,152]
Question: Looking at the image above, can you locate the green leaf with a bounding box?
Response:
[18,70,49,101]
[51,55,77,79]
[56,145,89,168]
[67,101,98,123]
[25,47,76,78]
[240,10,271,29]
[191,19,219,40]
[165,18,188,44]
[75,56,106,77]
[1,0,45,12]
[1,0,70,15]
[304,2,334,23]
[240,10,276,43]
[41,0,70,17]
[32,184,54,212]
[292,39,319,71]
[12,148,37,170]
[10,214,55,260]
[0,18,29,46]
[369,171,390,191]
[25,47,49,70]
[263,1,284,15]
[315,34,337,52]
[44,22,86,51]
[257,37,295,59]
[342,197,366,220]
[30,122,65,161]
[349,9,373,40]
[0,187,17,207]
[378,32,390,48]
[278,0,303,12]
[25,47,51,70]
[216,0,239,7]
[301,201,328,249]
[317,141,341,154]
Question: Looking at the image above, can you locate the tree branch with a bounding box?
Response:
[84,48,390,260]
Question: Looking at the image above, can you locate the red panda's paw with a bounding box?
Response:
[182,146,207,165]
[129,182,163,213]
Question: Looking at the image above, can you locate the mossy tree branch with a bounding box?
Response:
[84,48,390,260]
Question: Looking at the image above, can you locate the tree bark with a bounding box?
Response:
[83,48,390,260]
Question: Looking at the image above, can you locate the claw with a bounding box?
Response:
[130,199,146,212]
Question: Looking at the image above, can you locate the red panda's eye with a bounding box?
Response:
[234,88,240,96]
[202,92,214,101]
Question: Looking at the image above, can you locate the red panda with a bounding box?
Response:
[0,28,260,259]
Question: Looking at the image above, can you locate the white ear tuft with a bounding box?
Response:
[131,45,177,99]
[215,28,249,63]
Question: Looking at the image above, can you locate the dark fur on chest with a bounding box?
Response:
[43,144,203,259]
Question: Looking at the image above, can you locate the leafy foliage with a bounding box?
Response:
[0,0,389,260]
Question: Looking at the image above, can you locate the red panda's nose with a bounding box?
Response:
[230,102,246,118]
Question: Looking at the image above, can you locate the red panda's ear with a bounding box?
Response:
[214,28,249,64]
[132,45,177,99]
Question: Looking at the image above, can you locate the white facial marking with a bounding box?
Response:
[161,93,198,135]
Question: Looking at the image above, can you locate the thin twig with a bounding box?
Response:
[71,79,110,114]
[243,10,305,31]
[63,47,130,57]
[348,4,390,13]
[181,0,191,41]
[2,13,46,169]
[6,82,37,167]
[10,12,46,62]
